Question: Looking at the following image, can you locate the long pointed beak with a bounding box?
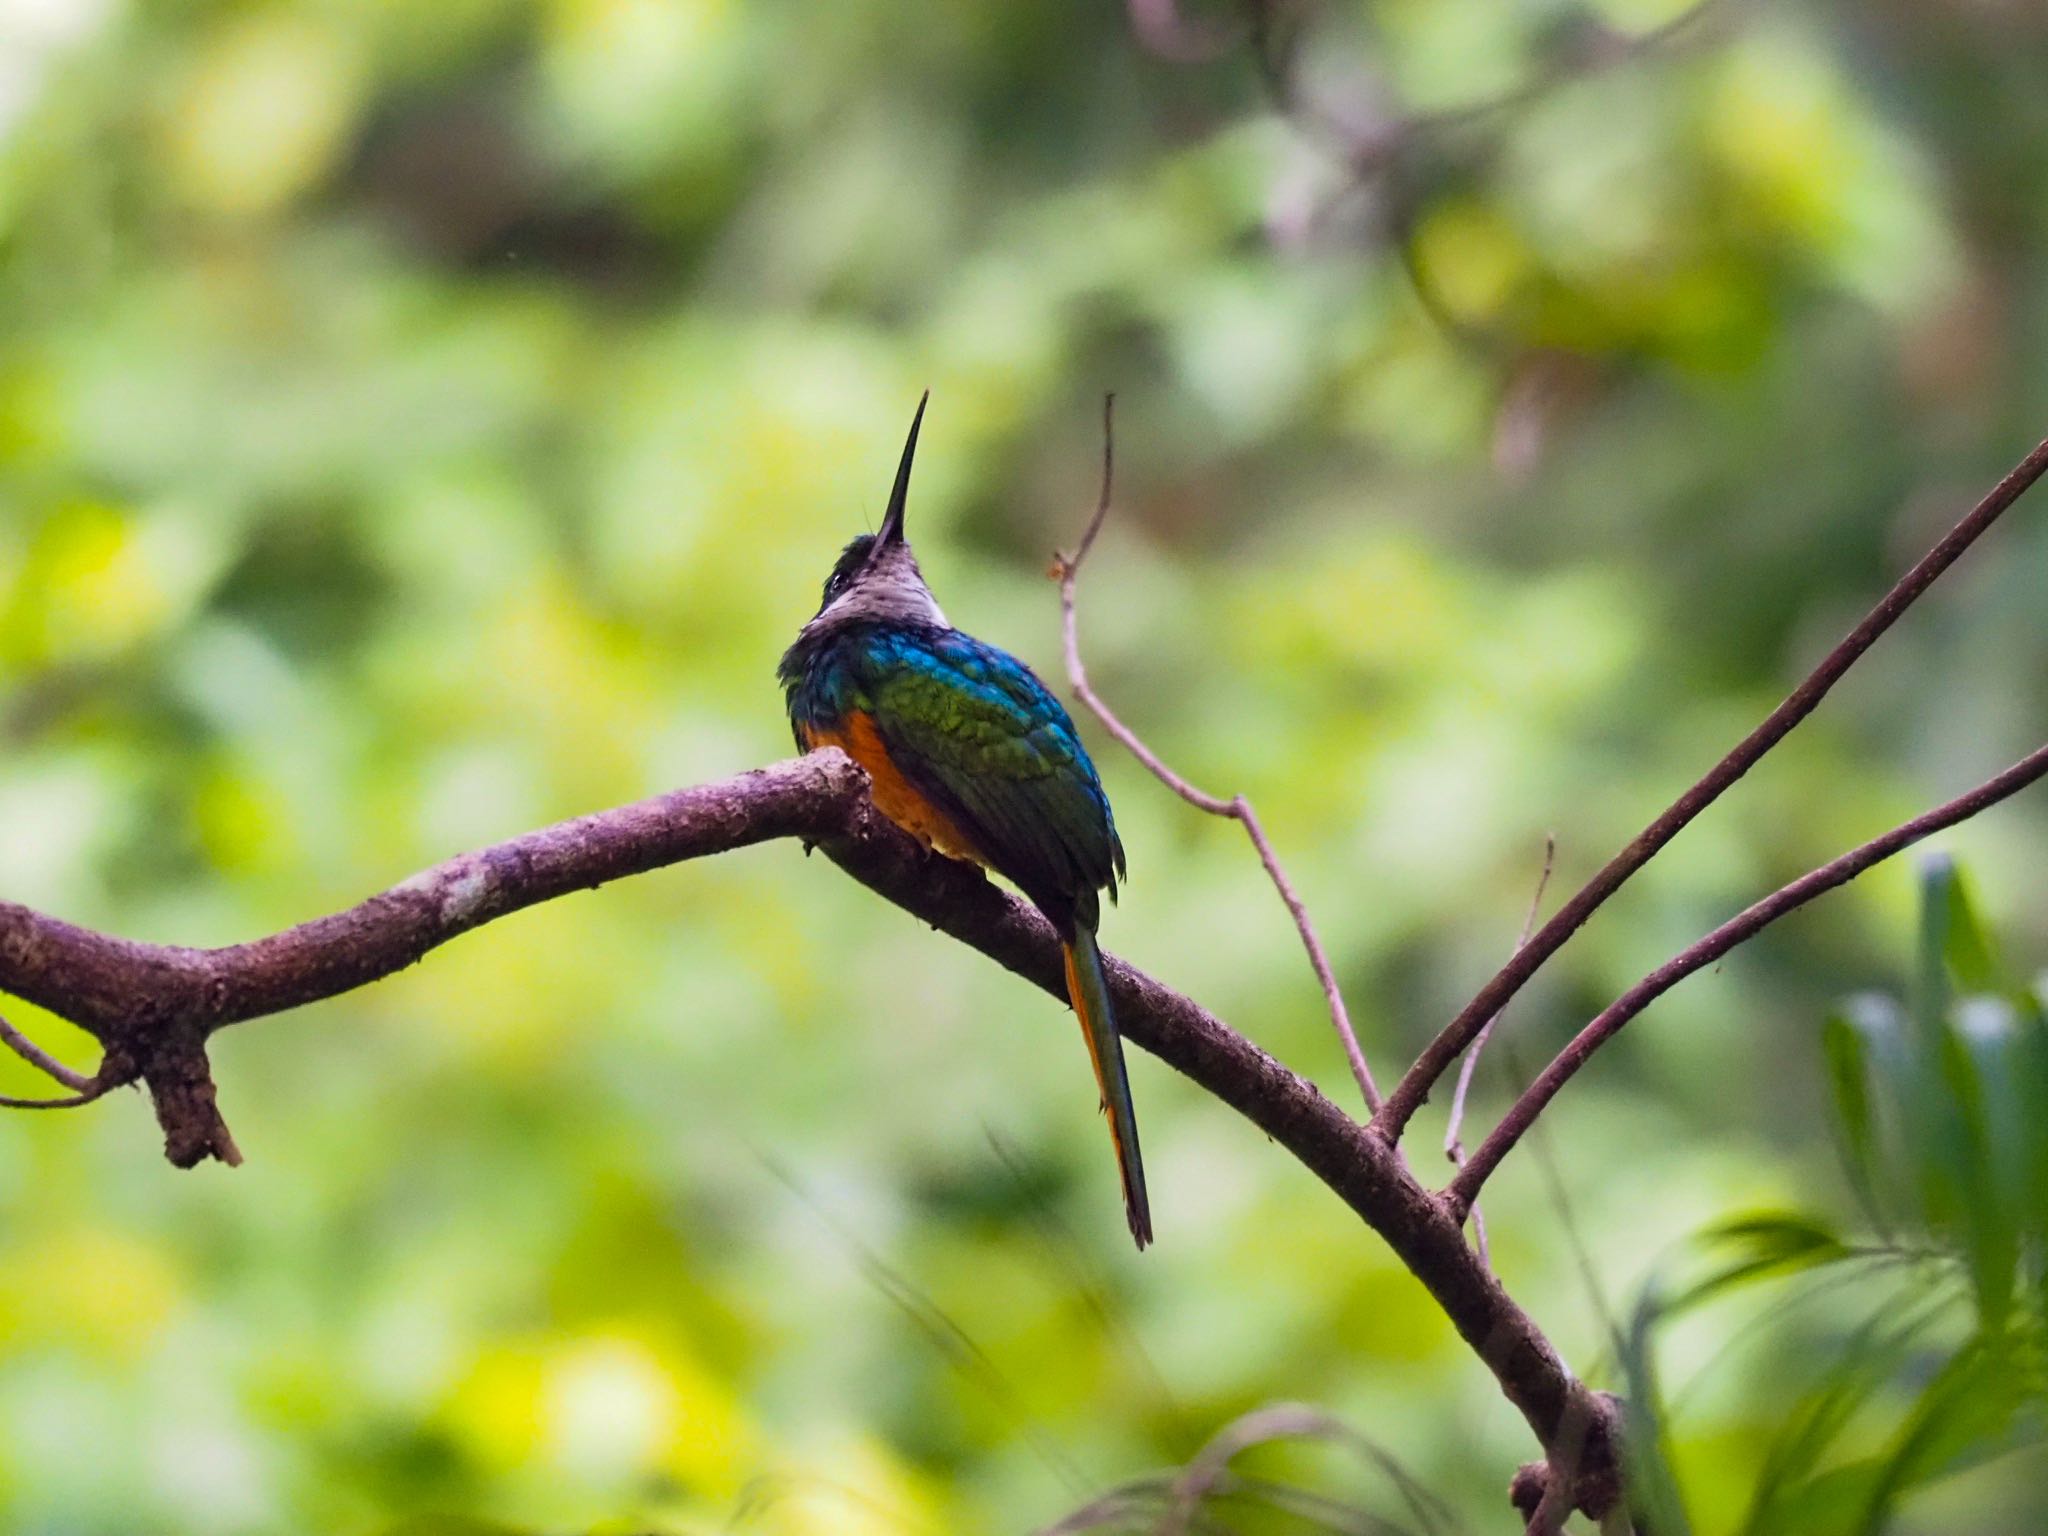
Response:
[874,390,929,551]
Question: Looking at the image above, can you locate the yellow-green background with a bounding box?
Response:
[4,0,2047,1530]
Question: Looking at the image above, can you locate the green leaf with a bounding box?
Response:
[1618,1289,1696,1536]
[1825,992,1915,1233]
[1912,853,2003,1039]
[1914,853,1958,1041]
[1940,866,2003,994]
[1741,1285,1958,1536]
[1852,1338,2027,1534]
[1666,1210,1852,1317]
[1823,1005,1882,1229]
[2018,988,2048,1232]
[1939,997,2025,1330]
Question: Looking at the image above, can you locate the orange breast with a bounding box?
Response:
[803,712,987,867]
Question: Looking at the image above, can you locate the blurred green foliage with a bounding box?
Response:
[1619,858,2048,1535]
[5,0,2048,1531]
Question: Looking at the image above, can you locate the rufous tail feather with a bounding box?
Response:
[1062,928,1152,1249]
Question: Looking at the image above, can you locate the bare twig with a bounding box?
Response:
[1378,431,2048,1143]
[1448,740,2048,1210]
[1499,1034,1622,1350]
[0,1009,98,1092]
[0,1087,102,1110]
[1445,835,1554,1265]
[1510,1388,1623,1535]
[1054,395,1381,1112]
[1524,1473,1573,1536]
[1393,0,1736,143]
[1248,0,1737,177]
[0,1008,107,1109]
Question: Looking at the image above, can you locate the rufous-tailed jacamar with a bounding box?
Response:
[779,394,1151,1248]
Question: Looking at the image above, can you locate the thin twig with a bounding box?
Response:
[1395,0,1736,146]
[0,1088,103,1109]
[1498,1036,1622,1353]
[0,1008,105,1107]
[1511,1384,1616,1533]
[1448,739,2048,1209]
[0,1009,98,1092]
[1246,0,1737,184]
[1444,835,1554,1266]
[1054,395,1381,1112]
[1378,431,2048,1143]
[1525,1472,1573,1536]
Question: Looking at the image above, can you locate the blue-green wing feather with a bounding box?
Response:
[847,628,1123,926]
[818,623,1149,1243]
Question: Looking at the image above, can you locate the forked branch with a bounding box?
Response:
[1445,835,1554,1265]
[1448,738,2048,1210]
[1377,433,2048,1143]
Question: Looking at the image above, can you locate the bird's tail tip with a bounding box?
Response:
[1063,931,1153,1252]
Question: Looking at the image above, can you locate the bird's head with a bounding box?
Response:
[799,392,948,639]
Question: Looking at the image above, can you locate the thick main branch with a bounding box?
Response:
[0,749,1617,1510]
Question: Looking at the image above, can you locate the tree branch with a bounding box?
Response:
[814,764,1614,1499]
[0,1007,112,1108]
[1242,0,1737,176]
[0,748,1617,1513]
[0,755,859,1162]
[1445,835,1554,1266]
[0,1009,97,1093]
[1447,740,2048,1211]
[1055,395,1381,1112]
[1376,432,2048,1143]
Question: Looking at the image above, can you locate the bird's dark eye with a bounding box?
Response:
[819,534,876,609]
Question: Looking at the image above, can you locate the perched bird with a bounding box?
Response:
[778,394,1151,1248]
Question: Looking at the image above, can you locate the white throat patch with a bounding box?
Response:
[802,542,948,639]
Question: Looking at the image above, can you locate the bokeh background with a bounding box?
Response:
[5,0,2048,1531]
